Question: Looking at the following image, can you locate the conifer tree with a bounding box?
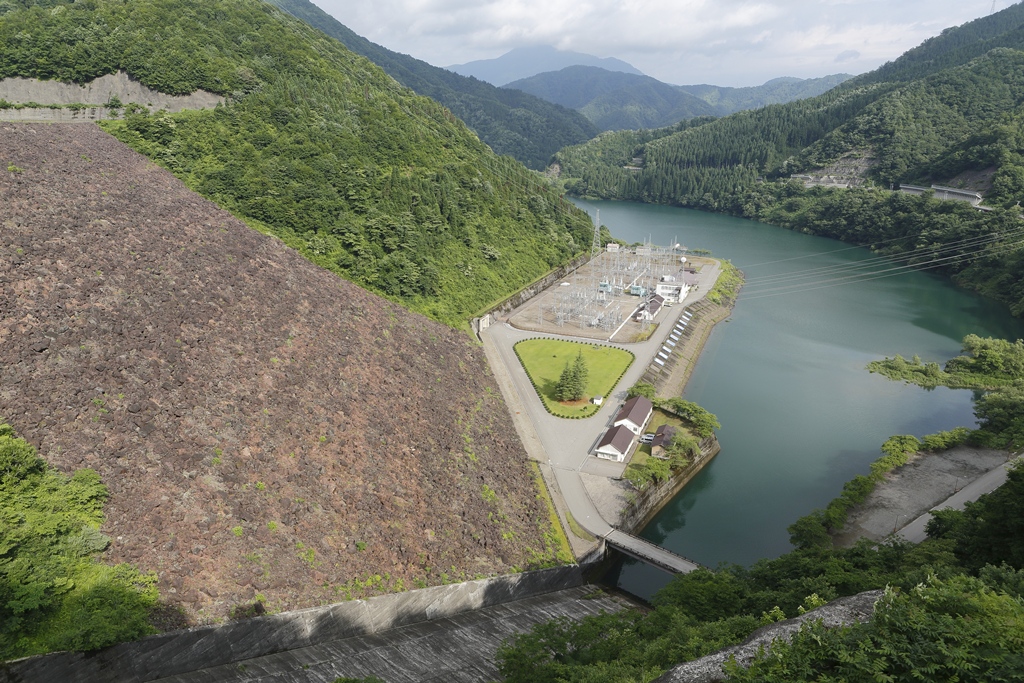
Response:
[570,350,589,400]
[555,362,575,402]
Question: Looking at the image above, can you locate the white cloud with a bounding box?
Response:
[312,0,1006,85]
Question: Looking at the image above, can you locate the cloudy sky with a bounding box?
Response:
[312,0,1011,86]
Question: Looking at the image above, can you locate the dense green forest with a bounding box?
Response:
[553,4,1024,315]
[499,368,1024,681]
[0,424,158,660]
[557,45,1024,202]
[678,74,854,115]
[507,67,851,131]
[505,66,716,131]
[500,516,1024,681]
[264,0,598,170]
[0,0,595,326]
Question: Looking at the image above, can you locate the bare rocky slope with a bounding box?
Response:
[0,123,560,624]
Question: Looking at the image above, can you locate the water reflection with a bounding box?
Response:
[570,200,1024,601]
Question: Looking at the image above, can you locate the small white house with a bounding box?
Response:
[613,396,653,435]
[635,294,666,321]
[655,282,688,303]
[595,425,635,462]
[592,395,604,406]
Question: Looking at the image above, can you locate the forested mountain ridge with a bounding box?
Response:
[851,3,1024,86]
[505,66,715,131]
[553,3,1024,315]
[264,0,598,170]
[447,45,643,86]
[0,0,595,327]
[678,74,854,114]
[507,67,851,131]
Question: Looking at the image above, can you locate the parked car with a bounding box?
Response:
[639,433,655,444]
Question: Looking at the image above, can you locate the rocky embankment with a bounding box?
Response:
[0,123,557,624]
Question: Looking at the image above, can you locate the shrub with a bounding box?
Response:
[0,424,158,660]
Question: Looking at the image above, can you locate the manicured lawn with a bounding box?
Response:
[514,339,634,418]
[624,409,699,488]
[629,409,693,461]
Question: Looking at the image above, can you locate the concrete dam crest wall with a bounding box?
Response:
[1,565,586,683]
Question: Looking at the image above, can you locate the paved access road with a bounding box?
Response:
[898,456,1021,543]
[481,261,721,565]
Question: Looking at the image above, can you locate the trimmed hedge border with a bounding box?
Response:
[513,338,635,419]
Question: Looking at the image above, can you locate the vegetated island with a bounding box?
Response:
[868,334,1024,391]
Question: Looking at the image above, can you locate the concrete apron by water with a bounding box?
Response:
[1,565,583,683]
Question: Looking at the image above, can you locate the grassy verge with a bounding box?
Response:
[565,510,596,543]
[529,462,576,564]
[514,338,634,418]
[706,259,742,306]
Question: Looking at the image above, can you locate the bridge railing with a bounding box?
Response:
[604,530,703,573]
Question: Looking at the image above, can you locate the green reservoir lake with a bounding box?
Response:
[571,199,1024,601]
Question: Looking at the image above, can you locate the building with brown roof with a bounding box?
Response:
[595,424,636,462]
[651,425,677,459]
[613,395,653,435]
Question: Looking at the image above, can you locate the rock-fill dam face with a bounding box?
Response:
[0,122,565,625]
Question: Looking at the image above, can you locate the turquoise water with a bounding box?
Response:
[572,199,1024,601]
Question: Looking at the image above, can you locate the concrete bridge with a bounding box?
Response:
[605,530,701,574]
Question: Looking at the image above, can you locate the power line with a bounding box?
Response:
[742,227,1024,288]
[740,237,1024,301]
[736,229,936,270]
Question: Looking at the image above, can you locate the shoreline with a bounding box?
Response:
[657,300,734,398]
[582,277,740,533]
[833,445,1016,547]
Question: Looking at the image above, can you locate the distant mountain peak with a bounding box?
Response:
[447,45,644,86]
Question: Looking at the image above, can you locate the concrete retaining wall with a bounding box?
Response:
[484,252,591,319]
[1,565,583,683]
[0,107,120,122]
[0,72,223,112]
[619,436,721,533]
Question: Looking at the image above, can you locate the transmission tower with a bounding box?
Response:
[590,209,602,260]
